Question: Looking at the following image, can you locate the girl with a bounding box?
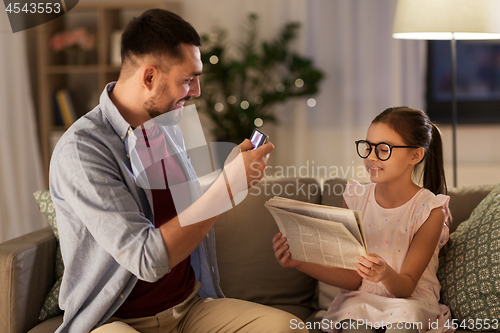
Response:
[273,107,451,333]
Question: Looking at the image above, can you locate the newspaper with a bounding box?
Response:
[265,197,367,270]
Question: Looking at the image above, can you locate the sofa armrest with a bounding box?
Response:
[0,227,57,333]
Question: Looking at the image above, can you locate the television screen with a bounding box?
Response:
[426,40,500,124]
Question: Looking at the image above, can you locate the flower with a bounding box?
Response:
[50,28,95,52]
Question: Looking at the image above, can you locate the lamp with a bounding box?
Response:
[392,0,500,187]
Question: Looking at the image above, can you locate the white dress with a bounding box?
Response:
[323,180,452,333]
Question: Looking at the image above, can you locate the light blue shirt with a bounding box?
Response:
[50,82,224,333]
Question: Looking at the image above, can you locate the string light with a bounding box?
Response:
[240,100,249,109]
[214,102,224,112]
[227,95,237,104]
[209,55,219,64]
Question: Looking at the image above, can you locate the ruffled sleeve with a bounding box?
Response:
[413,192,451,247]
[342,179,366,211]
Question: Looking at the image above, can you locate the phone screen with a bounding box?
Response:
[250,129,267,149]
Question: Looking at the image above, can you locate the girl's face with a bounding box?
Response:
[364,122,419,185]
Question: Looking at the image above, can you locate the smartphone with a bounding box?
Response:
[250,128,269,149]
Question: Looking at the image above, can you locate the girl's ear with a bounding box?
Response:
[410,147,426,165]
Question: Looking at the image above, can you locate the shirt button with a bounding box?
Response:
[119,293,125,299]
[120,136,124,140]
[126,154,130,158]
[128,129,132,135]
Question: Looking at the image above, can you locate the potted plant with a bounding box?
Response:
[198,13,324,143]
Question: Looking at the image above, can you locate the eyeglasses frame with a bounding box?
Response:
[355,140,421,161]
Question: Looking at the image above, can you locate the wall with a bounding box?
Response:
[440,124,500,187]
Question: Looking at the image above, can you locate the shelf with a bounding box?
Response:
[45,65,100,74]
[104,65,121,73]
[50,125,66,131]
[44,65,121,74]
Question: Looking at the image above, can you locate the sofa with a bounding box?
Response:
[0,177,498,333]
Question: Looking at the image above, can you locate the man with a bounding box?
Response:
[50,8,307,333]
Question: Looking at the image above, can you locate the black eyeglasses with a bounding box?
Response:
[355,140,420,161]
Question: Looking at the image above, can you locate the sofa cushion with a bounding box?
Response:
[447,184,496,233]
[215,178,321,320]
[321,178,348,208]
[438,183,500,329]
[33,191,59,240]
[33,191,64,321]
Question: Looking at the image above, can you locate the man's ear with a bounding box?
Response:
[411,147,426,165]
[140,64,157,91]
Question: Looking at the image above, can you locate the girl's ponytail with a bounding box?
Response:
[423,123,447,195]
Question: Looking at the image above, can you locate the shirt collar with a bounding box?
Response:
[100,81,132,142]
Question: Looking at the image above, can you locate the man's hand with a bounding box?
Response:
[239,139,274,188]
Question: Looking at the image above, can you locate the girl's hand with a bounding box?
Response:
[272,232,302,268]
[356,254,388,282]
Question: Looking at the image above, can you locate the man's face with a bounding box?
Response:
[144,43,202,119]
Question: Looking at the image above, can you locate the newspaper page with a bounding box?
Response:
[265,197,367,270]
[266,197,367,249]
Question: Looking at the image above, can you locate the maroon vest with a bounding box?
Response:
[114,124,195,319]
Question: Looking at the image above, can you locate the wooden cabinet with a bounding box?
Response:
[36,1,179,180]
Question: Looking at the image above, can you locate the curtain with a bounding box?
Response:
[183,0,426,181]
[0,10,46,242]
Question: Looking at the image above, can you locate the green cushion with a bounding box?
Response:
[33,191,64,322]
[438,184,500,330]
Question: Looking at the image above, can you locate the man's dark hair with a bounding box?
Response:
[121,9,201,65]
